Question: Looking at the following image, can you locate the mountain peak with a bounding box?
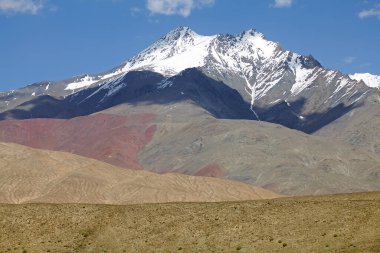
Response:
[239,28,265,39]
[172,26,193,33]
[162,26,199,41]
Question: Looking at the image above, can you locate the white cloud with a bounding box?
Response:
[343,56,356,64]
[359,8,380,19]
[0,0,44,14]
[146,0,215,17]
[274,0,293,8]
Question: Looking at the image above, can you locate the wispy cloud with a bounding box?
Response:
[146,0,215,17]
[359,63,372,69]
[0,0,44,15]
[273,0,293,8]
[359,3,380,19]
[343,56,356,64]
[130,6,142,16]
[359,8,380,19]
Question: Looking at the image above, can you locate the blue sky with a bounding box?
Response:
[0,0,379,91]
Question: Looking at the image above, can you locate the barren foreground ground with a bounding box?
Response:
[1,191,380,253]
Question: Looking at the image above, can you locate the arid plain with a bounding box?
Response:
[1,191,379,253]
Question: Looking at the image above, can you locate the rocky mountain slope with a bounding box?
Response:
[0,142,279,204]
[315,97,380,154]
[0,69,253,121]
[139,118,380,195]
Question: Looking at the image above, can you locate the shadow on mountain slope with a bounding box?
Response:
[259,98,360,133]
[0,68,360,133]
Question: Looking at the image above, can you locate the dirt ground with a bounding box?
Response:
[1,191,379,252]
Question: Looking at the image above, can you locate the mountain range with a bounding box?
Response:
[1,26,380,196]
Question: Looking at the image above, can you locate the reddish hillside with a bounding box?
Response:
[0,113,156,170]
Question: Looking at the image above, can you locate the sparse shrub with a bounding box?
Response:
[236,245,242,250]
[333,234,338,237]
[278,240,282,243]
[178,247,183,250]
[283,243,287,247]
[321,233,326,236]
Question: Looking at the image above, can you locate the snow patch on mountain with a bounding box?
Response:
[158,77,174,89]
[288,55,314,95]
[350,73,380,89]
[79,75,126,104]
[120,26,216,76]
[65,75,98,90]
[65,70,126,91]
[239,30,277,59]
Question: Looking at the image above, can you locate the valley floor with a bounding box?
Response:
[1,192,380,253]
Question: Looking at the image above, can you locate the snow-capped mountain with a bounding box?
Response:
[95,26,376,117]
[114,26,376,126]
[1,26,379,133]
[350,73,380,89]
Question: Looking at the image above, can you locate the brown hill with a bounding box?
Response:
[0,191,379,252]
[0,142,280,204]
